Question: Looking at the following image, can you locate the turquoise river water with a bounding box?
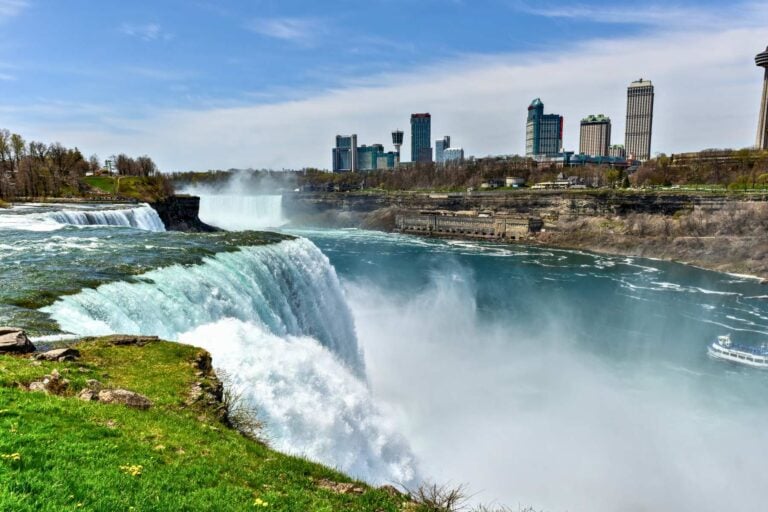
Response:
[1,198,766,511]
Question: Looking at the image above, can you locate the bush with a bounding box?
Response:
[219,370,265,443]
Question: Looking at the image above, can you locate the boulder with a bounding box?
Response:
[77,380,103,401]
[0,327,35,354]
[77,389,97,401]
[34,348,80,362]
[97,389,152,410]
[316,478,365,495]
[28,369,69,395]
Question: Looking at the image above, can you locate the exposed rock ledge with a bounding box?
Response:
[151,195,219,232]
[0,327,35,354]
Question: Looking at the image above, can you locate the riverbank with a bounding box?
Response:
[0,335,410,511]
[283,190,768,280]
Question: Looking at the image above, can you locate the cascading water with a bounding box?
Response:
[0,204,166,232]
[48,204,166,231]
[193,193,287,231]
[42,237,418,486]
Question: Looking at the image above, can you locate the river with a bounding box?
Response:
[1,197,766,511]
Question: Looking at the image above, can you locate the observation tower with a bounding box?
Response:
[392,130,404,167]
[756,46,768,150]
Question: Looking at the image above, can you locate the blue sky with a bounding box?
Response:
[0,0,766,170]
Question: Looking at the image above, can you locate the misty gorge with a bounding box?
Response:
[2,182,759,510]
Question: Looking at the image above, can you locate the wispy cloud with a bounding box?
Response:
[246,17,325,44]
[512,1,768,29]
[0,0,27,20]
[120,22,172,42]
[7,2,768,171]
[124,66,193,81]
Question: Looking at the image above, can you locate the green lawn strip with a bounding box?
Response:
[0,339,407,511]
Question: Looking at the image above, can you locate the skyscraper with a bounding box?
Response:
[579,115,611,157]
[756,46,768,150]
[332,135,358,173]
[625,79,654,161]
[435,136,451,164]
[525,98,563,157]
[411,113,432,163]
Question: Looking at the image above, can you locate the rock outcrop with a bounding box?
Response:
[97,389,152,410]
[150,195,219,232]
[34,348,80,362]
[0,327,35,354]
[28,369,69,394]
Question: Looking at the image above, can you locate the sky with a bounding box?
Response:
[0,0,766,171]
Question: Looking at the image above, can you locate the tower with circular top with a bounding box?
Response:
[756,46,768,150]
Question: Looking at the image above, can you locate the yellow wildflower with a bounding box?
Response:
[253,497,269,507]
[119,464,143,477]
[1,453,20,461]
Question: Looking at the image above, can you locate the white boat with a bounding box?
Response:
[708,335,768,368]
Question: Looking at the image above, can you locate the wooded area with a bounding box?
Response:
[0,128,161,199]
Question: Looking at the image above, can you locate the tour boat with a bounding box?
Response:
[708,335,768,368]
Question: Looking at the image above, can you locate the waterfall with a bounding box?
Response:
[194,194,287,231]
[48,204,166,232]
[43,238,360,370]
[41,237,419,485]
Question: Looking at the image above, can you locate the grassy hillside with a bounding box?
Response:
[82,176,171,202]
[0,337,409,511]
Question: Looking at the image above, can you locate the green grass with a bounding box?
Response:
[82,176,170,202]
[82,176,117,195]
[0,338,409,511]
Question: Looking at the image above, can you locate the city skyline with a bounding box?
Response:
[0,1,766,170]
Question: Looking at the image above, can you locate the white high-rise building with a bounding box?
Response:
[579,115,611,157]
[625,79,654,161]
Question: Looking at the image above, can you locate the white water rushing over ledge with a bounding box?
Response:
[42,237,419,486]
[188,191,287,231]
[0,204,166,232]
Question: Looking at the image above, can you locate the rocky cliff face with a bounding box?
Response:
[284,191,768,221]
[150,195,219,232]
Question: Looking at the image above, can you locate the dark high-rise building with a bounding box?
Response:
[411,113,432,163]
[332,134,358,173]
[756,46,768,150]
[625,79,654,161]
[579,114,611,157]
[525,98,563,157]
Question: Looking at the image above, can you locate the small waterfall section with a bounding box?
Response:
[48,204,166,231]
[195,193,287,231]
[41,237,419,485]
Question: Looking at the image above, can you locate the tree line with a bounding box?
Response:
[0,128,161,199]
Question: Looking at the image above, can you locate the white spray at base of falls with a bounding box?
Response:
[180,318,418,486]
[192,192,287,231]
[42,237,418,485]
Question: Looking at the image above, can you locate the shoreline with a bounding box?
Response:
[389,228,768,282]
